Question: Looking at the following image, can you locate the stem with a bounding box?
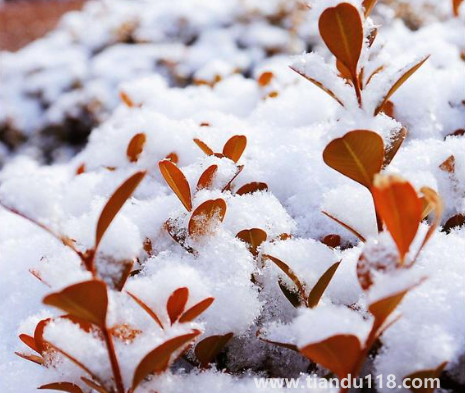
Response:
[352,74,363,108]
[103,328,125,393]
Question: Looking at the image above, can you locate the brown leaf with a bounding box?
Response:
[159,160,192,212]
[236,182,268,196]
[290,66,345,106]
[34,318,51,354]
[75,163,86,175]
[372,175,422,263]
[300,334,362,379]
[442,213,465,233]
[323,130,384,189]
[278,279,301,308]
[196,165,218,191]
[179,297,214,323]
[258,71,274,87]
[80,378,110,393]
[95,171,146,249]
[127,291,164,330]
[322,211,366,242]
[165,152,179,164]
[383,127,407,168]
[19,334,39,353]
[132,330,201,389]
[43,280,108,328]
[112,259,134,292]
[110,323,142,343]
[307,261,341,308]
[223,135,247,163]
[369,287,412,332]
[321,234,341,248]
[374,56,429,115]
[403,361,447,393]
[413,187,443,262]
[195,333,234,369]
[167,287,189,325]
[188,199,227,238]
[193,138,214,156]
[319,3,363,80]
[439,155,455,173]
[119,91,135,108]
[236,228,267,256]
[126,133,146,163]
[263,255,306,305]
[38,382,84,393]
[362,0,378,16]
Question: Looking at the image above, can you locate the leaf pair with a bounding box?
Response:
[128,287,214,330]
[264,255,340,309]
[194,135,247,163]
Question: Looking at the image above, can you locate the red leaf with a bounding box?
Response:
[194,333,234,369]
[132,330,201,390]
[19,334,39,353]
[383,127,407,168]
[159,160,192,212]
[15,352,44,365]
[188,199,227,238]
[362,0,378,16]
[179,297,214,323]
[43,280,108,328]
[167,287,189,325]
[95,171,146,249]
[126,133,146,163]
[236,182,268,196]
[222,135,247,163]
[258,71,274,87]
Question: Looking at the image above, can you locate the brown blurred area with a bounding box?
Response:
[0,0,88,52]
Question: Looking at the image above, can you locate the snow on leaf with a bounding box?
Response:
[196,164,218,191]
[236,228,267,256]
[188,198,227,238]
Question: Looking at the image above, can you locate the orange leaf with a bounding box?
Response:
[236,228,267,256]
[119,91,135,108]
[43,280,108,328]
[222,135,247,163]
[167,287,189,325]
[369,287,412,332]
[15,351,44,365]
[403,361,447,393]
[159,160,192,212]
[321,234,341,248]
[362,0,378,16]
[300,334,362,380]
[19,334,39,353]
[319,3,363,80]
[75,163,86,175]
[127,291,164,330]
[383,127,407,168]
[236,182,268,196]
[194,333,234,369]
[126,133,146,163]
[34,318,51,354]
[179,297,214,323]
[263,255,306,305]
[323,130,384,188]
[307,261,341,308]
[372,175,422,262]
[95,171,146,249]
[258,71,274,87]
[165,152,179,163]
[188,199,227,238]
[196,165,218,191]
[374,56,429,115]
[132,330,201,390]
[453,0,464,16]
[38,382,84,393]
[193,138,214,156]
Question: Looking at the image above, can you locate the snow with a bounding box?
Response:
[1,0,465,392]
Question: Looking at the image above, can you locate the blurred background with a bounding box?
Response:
[1,0,87,51]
